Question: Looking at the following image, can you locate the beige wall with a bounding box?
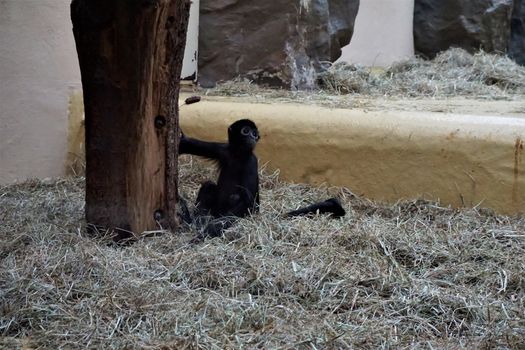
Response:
[337,0,414,67]
[0,0,82,184]
[180,97,525,215]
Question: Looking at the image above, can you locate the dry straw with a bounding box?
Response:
[1,157,524,349]
[320,48,525,98]
[207,48,525,101]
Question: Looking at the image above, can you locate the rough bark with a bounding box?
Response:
[71,0,190,239]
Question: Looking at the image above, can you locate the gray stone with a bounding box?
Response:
[509,0,525,65]
[198,0,359,88]
[414,0,513,59]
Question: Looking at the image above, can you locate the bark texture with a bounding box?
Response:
[71,0,190,238]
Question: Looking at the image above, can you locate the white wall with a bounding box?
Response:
[0,0,201,185]
[181,0,199,80]
[337,0,414,67]
[0,0,81,184]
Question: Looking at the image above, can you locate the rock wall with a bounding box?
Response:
[199,0,525,88]
[413,0,517,59]
[198,0,359,88]
[509,0,525,64]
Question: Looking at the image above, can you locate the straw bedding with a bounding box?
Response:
[206,49,525,106]
[2,48,525,349]
[1,157,524,349]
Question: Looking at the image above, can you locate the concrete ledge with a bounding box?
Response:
[180,98,525,215]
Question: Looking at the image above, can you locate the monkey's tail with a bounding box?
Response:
[286,198,346,218]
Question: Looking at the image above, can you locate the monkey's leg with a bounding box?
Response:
[195,180,218,217]
[190,180,219,238]
[177,196,193,225]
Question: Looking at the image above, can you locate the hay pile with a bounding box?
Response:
[320,48,525,98]
[206,48,525,100]
[1,158,524,349]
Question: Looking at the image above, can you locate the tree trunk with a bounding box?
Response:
[71,0,190,239]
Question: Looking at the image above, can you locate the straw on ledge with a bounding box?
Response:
[204,48,525,105]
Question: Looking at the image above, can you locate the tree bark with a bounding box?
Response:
[71,0,190,239]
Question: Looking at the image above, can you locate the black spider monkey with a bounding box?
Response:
[179,119,345,241]
[179,119,260,239]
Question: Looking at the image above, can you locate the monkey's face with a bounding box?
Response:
[228,119,260,150]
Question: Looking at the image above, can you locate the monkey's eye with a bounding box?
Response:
[241,126,251,136]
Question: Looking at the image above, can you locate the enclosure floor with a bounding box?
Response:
[2,158,524,349]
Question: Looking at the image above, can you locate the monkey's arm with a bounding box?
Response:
[179,134,227,160]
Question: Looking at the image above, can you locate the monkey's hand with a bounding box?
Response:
[179,130,187,145]
[178,130,187,154]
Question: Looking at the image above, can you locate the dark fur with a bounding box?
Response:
[179,119,260,240]
[287,198,345,218]
[180,119,345,241]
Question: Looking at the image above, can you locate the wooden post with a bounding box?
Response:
[71,0,190,239]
